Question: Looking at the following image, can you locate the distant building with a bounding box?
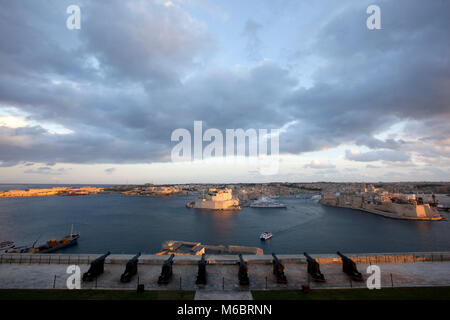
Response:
[187,188,240,210]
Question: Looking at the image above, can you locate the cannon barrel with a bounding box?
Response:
[166,254,175,263]
[129,252,141,262]
[83,251,111,282]
[337,251,354,261]
[93,251,111,263]
[272,253,280,264]
[303,252,315,262]
[120,252,141,283]
[162,254,175,268]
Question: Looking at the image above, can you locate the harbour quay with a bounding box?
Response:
[1,252,450,291]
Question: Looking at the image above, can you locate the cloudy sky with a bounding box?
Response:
[0,0,449,184]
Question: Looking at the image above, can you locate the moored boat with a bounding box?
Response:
[0,241,15,251]
[5,226,80,254]
[30,233,80,253]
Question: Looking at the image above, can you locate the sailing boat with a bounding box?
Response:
[7,225,80,254]
[35,224,80,253]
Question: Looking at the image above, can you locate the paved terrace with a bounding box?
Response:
[1,252,450,292]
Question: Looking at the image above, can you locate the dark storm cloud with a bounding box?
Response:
[0,0,449,167]
[0,125,168,166]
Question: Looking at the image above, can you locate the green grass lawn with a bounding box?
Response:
[252,286,450,300]
[2,287,449,300]
[0,289,195,300]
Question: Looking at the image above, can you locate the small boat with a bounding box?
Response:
[0,241,15,251]
[260,232,273,240]
[6,225,80,254]
[32,233,80,253]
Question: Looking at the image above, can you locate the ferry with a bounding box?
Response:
[260,232,273,240]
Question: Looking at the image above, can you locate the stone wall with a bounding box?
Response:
[2,252,449,266]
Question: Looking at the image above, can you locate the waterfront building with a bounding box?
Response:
[187,188,241,210]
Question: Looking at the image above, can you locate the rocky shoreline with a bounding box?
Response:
[0,186,103,198]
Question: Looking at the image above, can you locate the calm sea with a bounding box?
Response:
[0,191,449,254]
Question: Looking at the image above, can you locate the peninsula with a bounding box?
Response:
[0,186,103,198]
[321,183,443,221]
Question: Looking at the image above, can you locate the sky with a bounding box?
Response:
[0,0,449,184]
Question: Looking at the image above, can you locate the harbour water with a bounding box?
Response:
[0,192,449,254]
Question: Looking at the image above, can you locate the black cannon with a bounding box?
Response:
[195,254,207,285]
[304,252,325,282]
[337,251,363,281]
[120,252,141,283]
[272,253,287,284]
[238,254,250,286]
[157,254,174,285]
[82,252,111,282]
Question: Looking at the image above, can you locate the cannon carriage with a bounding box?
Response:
[195,254,207,285]
[120,252,141,283]
[238,254,250,286]
[82,252,111,282]
[157,254,175,285]
[272,253,287,284]
[337,251,363,281]
[304,252,325,282]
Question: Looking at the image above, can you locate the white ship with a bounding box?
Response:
[250,196,287,208]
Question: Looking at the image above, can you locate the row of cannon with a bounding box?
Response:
[81,251,364,285]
